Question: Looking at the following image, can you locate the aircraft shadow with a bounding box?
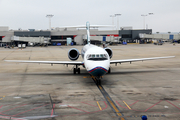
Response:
[18,69,170,86]
[23,69,168,76]
[23,72,89,76]
[107,69,169,75]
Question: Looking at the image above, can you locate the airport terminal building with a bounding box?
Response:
[1,25,178,46]
[0,27,120,46]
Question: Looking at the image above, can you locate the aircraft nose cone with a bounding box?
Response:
[88,67,108,77]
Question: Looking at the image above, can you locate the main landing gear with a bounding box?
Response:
[73,65,80,74]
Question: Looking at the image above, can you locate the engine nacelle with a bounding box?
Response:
[104,47,113,59]
[68,48,80,61]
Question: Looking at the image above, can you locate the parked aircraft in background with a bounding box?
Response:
[5,22,175,84]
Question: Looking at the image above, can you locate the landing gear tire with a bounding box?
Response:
[73,68,76,74]
[78,68,80,74]
[73,68,81,74]
[108,68,111,74]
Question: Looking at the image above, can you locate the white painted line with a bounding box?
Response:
[14,97,21,99]
[164,106,169,108]
[59,104,68,107]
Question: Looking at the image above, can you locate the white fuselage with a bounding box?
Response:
[81,44,110,77]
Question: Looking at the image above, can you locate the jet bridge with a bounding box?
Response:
[83,35,120,44]
[139,33,180,40]
[11,36,50,46]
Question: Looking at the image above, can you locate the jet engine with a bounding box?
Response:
[104,47,113,59]
[68,48,80,61]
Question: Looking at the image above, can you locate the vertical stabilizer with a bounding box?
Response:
[86,22,90,44]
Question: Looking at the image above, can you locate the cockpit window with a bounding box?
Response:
[87,54,108,61]
[100,54,104,58]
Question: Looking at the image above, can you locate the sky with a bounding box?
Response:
[0,0,180,33]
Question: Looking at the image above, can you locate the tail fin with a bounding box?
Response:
[86,22,90,44]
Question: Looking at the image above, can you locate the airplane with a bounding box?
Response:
[5,22,175,85]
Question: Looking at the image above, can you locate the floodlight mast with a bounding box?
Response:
[141,14,148,29]
[115,14,121,30]
[46,14,54,30]
[110,15,115,30]
[141,13,154,29]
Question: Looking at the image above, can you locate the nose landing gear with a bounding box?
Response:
[92,76,102,85]
[96,79,101,85]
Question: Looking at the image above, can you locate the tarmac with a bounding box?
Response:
[0,43,180,120]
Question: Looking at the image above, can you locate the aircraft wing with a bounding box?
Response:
[4,60,83,65]
[110,56,175,64]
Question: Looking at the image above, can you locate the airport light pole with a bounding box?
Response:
[141,13,154,29]
[46,14,54,30]
[141,14,147,29]
[147,13,154,29]
[115,14,121,30]
[110,15,115,30]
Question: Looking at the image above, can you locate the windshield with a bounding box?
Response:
[87,54,108,61]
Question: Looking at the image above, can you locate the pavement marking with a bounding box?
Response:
[83,76,91,78]
[67,105,89,113]
[98,85,102,90]
[1,104,27,113]
[0,96,5,100]
[91,76,126,120]
[107,97,124,117]
[166,100,180,110]
[97,101,102,110]
[164,106,169,108]
[144,100,162,112]
[123,101,131,110]
[82,102,98,107]
[51,104,55,116]
[12,104,49,117]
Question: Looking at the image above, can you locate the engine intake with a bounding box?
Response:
[104,47,113,59]
[68,48,80,61]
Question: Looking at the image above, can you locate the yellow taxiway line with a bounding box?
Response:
[97,101,102,110]
[0,96,5,100]
[123,101,131,110]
